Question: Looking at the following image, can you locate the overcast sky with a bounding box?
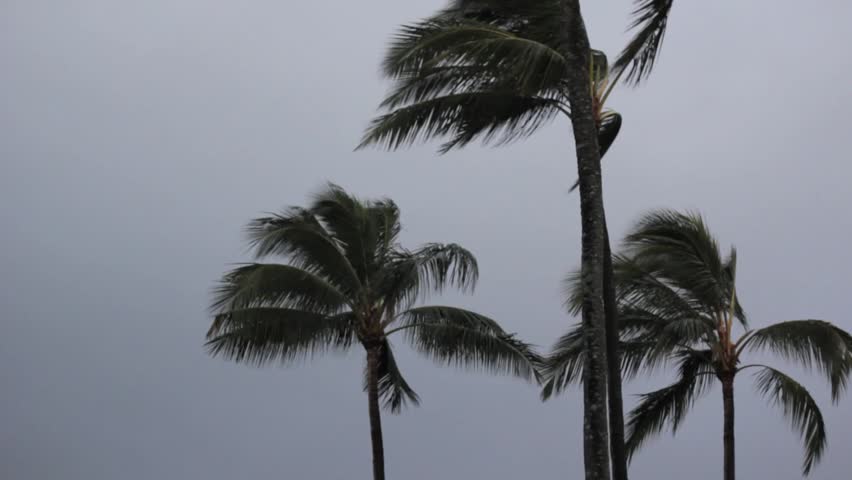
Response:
[3,1,852,479]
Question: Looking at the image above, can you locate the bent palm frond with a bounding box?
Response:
[753,366,826,475]
[625,348,714,459]
[365,339,420,413]
[742,320,852,401]
[614,0,675,85]
[397,306,539,381]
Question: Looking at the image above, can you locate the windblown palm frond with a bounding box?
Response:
[377,243,479,313]
[411,243,480,293]
[370,339,420,413]
[367,198,403,267]
[562,255,714,340]
[753,366,826,475]
[206,309,356,366]
[625,348,715,459]
[307,184,375,280]
[741,320,852,401]
[540,323,666,400]
[614,0,675,85]
[539,326,585,399]
[623,210,743,321]
[359,8,574,154]
[360,91,565,153]
[245,206,361,295]
[396,306,540,381]
[382,17,568,93]
[210,263,348,314]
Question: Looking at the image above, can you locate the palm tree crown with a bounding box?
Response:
[207,183,538,406]
[545,209,852,477]
[358,2,624,156]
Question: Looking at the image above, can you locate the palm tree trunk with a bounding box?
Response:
[721,374,735,480]
[603,222,628,480]
[366,345,385,480]
[558,1,611,479]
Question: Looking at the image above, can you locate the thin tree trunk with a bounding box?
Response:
[603,221,628,480]
[558,1,611,479]
[721,374,736,480]
[366,345,385,480]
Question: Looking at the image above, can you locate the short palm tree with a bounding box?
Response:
[546,209,852,480]
[206,183,539,480]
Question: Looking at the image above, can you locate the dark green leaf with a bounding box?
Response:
[206,309,355,366]
[753,366,827,475]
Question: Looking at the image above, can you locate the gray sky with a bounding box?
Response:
[2,1,852,479]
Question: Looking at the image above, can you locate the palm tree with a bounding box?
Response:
[206,183,539,480]
[357,4,631,476]
[356,2,684,477]
[546,209,852,480]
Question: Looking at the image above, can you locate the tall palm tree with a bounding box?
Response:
[546,209,852,480]
[357,2,682,477]
[206,183,539,480]
[357,3,630,477]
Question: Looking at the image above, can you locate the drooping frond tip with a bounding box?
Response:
[753,367,827,475]
[625,348,715,460]
[743,320,852,402]
[365,340,421,413]
[613,0,674,85]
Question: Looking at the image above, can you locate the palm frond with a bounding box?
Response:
[563,258,716,357]
[362,11,570,154]
[359,91,564,153]
[376,243,480,315]
[753,366,827,475]
[620,339,671,379]
[210,263,348,314]
[396,306,540,381]
[540,323,670,400]
[398,305,501,332]
[380,64,498,111]
[446,0,563,35]
[411,243,479,294]
[625,348,715,459]
[540,326,585,399]
[564,254,705,323]
[742,320,852,401]
[245,205,361,294]
[383,18,567,95]
[364,339,420,413]
[307,183,376,282]
[613,0,675,85]
[205,309,355,366]
[373,251,423,315]
[368,197,403,268]
[623,209,730,316]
